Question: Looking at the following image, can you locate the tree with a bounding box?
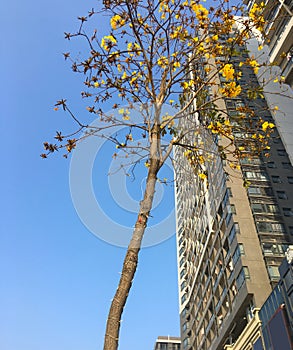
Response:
[42,1,282,349]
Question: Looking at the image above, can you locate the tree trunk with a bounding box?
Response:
[103,157,161,350]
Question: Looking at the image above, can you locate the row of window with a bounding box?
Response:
[244,170,293,184]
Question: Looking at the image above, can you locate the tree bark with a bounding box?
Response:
[103,156,161,350]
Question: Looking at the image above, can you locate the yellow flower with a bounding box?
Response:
[262,121,275,131]
[110,14,126,30]
[157,56,169,68]
[93,82,99,88]
[101,35,117,51]
[220,64,235,81]
[192,3,209,22]
[181,81,189,89]
[220,82,241,98]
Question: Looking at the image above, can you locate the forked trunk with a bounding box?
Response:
[103,158,161,350]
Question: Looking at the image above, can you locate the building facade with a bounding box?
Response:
[224,246,293,350]
[154,336,181,350]
[174,7,293,350]
[244,0,293,88]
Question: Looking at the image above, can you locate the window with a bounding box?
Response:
[282,162,292,169]
[183,338,190,349]
[248,187,261,195]
[262,243,288,256]
[271,223,286,233]
[245,171,269,181]
[239,243,245,255]
[181,280,187,291]
[251,203,279,214]
[248,187,273,196]
[273,137,281,144]
[236,269,245,289]
[272,175,282,183]
[179,246,185,256]
[233,246,241,265]
[267,161,276,168]
[227,187,233,197]
[228,226,236,244]
[181,293,187,304]
[180,269,186,279]
[277,191,288,199]
[283,208,293,216]
[251,203,263,213]
[268,266,280,280]
[243,266,250,279]
[256,221,286,233]
[287,177,293,184]
[230,204,236,214]
[277,149,286,156]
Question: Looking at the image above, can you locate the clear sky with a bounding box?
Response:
[1,1,180,350]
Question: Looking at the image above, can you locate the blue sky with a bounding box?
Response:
[1,2,180,350]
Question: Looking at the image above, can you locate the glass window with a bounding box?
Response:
[243,266,250,279]
[277,191,288,199]
[239,243,245,255]
[283,208,293,216]
[233,246,241,265]
[268,266,280,280]
[180,269,186,279]
[287,177,293,184]
[228,225,236,244]
[236,269,245,289]
[257,221,272,232]
[271,223,286,233]
[282,162,292,169]
[267,161,276,168]
[272,176,281,183]
[277,149,286,156]
[230,204,236,214]
[248,187,261,195]
[251,203,264,213]
[267,204,279,213]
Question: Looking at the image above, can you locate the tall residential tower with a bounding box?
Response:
[175,9,293,350]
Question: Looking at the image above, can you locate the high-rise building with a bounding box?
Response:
[154,336,181,350]
[244,0,293,88]
[174,7,293,350]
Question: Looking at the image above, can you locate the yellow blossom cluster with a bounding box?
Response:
[249,2,265,31]
[101,35,117,51]
[220,82,241,98]
[110,14,126,30]
[127,42,141,57]
[157,56,169,68]
[191,3,209,22]
[220,64,235,81]
[207,120,232,136]
[262,121,275,131]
